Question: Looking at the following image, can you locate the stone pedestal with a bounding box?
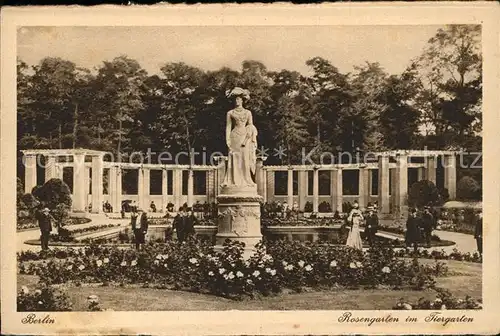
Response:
[215,184,263,259]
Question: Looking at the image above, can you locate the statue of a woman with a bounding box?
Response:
[223,87,257,187]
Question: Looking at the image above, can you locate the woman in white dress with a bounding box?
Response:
[223,87,257,187]
[346,202,364,250]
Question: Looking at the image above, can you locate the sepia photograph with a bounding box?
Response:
[2,4,499,335]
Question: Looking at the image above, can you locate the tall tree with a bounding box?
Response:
[411,25,482,148]
[152,62,206,165]
[27,57,80,149]
[94,56,147,159]
[270,70,309,164]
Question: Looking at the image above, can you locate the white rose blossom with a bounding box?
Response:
[131,260,137,266]
[382,266,391,274]
[252,270,260,277]
[349,262,357,269]
[298,260,305,268]
[219,268,226,274]
[329,260,337,268]
[208,271,214,276]
[78,265,85,270]
[96,260,103,267]
[236,271,244,278]
[120,261,127,267]
[304,265,313,272]
[103,258,109,264]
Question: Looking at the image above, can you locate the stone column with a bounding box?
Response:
[44,155,57,182]
[287,169,294,207]
[187,169,194,207]
[358,166,367,209]
[24,154,38,194]
[91,155,104,214]
[206,170,215,203]
[266,170,275,202]
[172,169,182,210]
[138,168,145,211]
[298,170,307,211]
[335,169,343,213]
[330,170,336,212]
[162,168,169,210]
[395,154,408,214]
[143,168,151,210]
[109,165,118,212]
[390,168,397,212]
[110,165,122,213]
[378,155,390,214]
[116,167,122,212]
[72,153,86,213]
[417,167,425,181]
[312,168,319,213]
[426,155,437,184]
[443,154,457,199]
[367,169,373,197]
[84,166,90,207]
[55,164,64,180]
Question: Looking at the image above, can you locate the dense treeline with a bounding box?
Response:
[17,25,481,166]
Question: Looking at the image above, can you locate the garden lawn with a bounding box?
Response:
[18,260,481,311]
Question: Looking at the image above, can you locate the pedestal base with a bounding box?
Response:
[215,189,263,259]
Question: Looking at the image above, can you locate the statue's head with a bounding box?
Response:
[226,87,250,106]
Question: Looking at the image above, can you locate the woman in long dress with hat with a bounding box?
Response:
[346,202,364,250]
[223,87,258,188]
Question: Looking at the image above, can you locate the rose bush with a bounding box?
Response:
[17,284,72,311]
[394,247,482,263]
[393,288,482,310]
[19,239,448,300]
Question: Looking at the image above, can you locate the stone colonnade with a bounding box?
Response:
[21,149,458,215]
[259,150,458,215]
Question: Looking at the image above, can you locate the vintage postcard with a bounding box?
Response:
[1,3,499,335]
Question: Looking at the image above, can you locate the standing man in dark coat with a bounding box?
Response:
[474,211,483,256]
[36,207,54,251]
[420,206,434,248]
[405,208,421,253]
[137,210,149,250]
[130,209,143,251]
[185,207,198,240]
[173,207,186,242]
[364,206,379,246]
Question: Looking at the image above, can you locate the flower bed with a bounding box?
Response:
[18,284,72,311]
[17,217,92,231]
[394,247,482,263]
[437,221,475,235]
[50,224,122,242]
[393,288,481,310]
[19,240,448,300]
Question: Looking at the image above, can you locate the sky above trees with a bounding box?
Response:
[18,25,443,76]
